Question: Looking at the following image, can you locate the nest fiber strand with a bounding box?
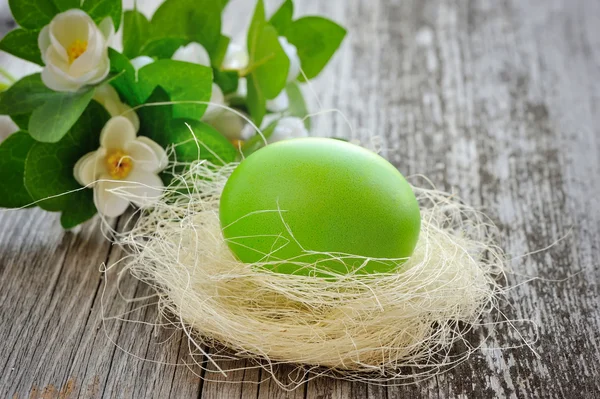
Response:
[120,160,505,386]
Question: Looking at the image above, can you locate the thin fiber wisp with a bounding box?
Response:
[119,159,506,387]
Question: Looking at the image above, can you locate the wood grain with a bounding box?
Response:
[1,0,599,398]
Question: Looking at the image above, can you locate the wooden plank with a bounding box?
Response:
[255,365,305,399]
[0,211,115,398]
[64,216,203,399]
[429,0,600,397]
[295,0,600,397]
[200,354,261,399]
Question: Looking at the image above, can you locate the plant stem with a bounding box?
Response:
[239,53,276,77]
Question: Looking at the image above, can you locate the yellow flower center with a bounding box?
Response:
[105,149,133,180]
[67,39,88,64]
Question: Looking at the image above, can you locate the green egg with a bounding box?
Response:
[219,138,421,276]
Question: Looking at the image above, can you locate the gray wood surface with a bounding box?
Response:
[1,0,599,398]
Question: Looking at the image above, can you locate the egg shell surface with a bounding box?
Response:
[219,137,421,275]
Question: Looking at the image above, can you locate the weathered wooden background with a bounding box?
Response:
[1,0,599,398]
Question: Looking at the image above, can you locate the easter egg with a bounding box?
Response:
[219,138,421,276]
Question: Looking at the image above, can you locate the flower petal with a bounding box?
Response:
[71,54,110,85]
[47,28,68,64]
[41,65,81,92]
[74,150,104,186]
[94,175,131,218]
[69,31,105,78]
[222,42,249,70]
[279,37,301,82]
[240,113,278,141]
[268,117,309,143]
[94,85,140,133]
[202,83,225,120]
[98,17,115,43]
[45,46,70,73]
[38,26,51,63]
[172,42,211,66]
[0,117,19,143]
[118,103,140,132]
[130,56,154,71]
[266,90,289,112]
[50,10,92,60]
[234,77,248,98]
[100,116,137,150]
[122,170,164,207]
[207,111,247,141]
[93,83,121,110]
[136,136,168,171]
[124,140,160,173]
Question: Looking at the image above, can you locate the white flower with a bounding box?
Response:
[203,84,246,141]
[167,44,226,122]
[231,77,289,113]
[130,55,154,71]
[203,83,226,120]
[279,37,301,83]
[172,42,210,67]
[268,117,309,143]
[0,116,18,143]
[93,84,140,131]
[222,38,298,80]
[241,115,308,143]
[233,77,248,98]
[206,110,247,141]
[266,90,290,112]
[222,42,249,71]
[73,116,168,218]
[38,9,114,92]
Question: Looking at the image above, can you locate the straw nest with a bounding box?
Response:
[118,159,505,388]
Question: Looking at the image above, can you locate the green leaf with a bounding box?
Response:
[138,86,172,142]
[123,10,150,59]
[28,88,95,143]
[82,0,123,30]
[286,17,346,80]
[11,114,31,131]
[250,25,289,100]
[59,188,96,228]
[150,0,222,58]
[269,0,293,35]
[53,0,81,11]
[247,0,289,107]
[8,0,121,33]
[24,101,109,222]
[247,0,266,55]
[165,118,236,165]
[0,132,35,208]
[137,88,236,182]
[213,69,238,95]
[0,74,58,115]
[8,0,58,30]
[286,81,311,129]
[0,29,43,65]
[246,74,266,126]
[137,59,212,120]
[140,37,187,59]
[108,48,140,105]
[212,34,230,67]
